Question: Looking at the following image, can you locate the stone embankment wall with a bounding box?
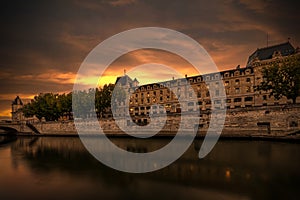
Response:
[33,121,76,135]
[30,105,300,136]
[223,105,299,135]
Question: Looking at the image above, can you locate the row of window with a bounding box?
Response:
[131,86,253,103]
[223,69,252,77]
[188,69,253,83]
[224,77,252,86]
[135,82,253,100]
[129,96,255,111]
[135,70,253,92]
[226,97,253,103]
[133,90,169,98]
[128,94,274,110]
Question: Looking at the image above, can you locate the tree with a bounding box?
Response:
[21,84,121,121]
[72,89,95,119]
[95,84,115,118]
[22,92,73,121]
[57,92,72,119]
[255,58,300,103]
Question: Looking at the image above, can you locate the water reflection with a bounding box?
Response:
[0,135,17,145]
[0,136,299,200]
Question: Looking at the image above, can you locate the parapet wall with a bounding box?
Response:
[222,105,299,135]
[30,105,300,136]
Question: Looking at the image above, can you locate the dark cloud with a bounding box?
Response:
[0,78,73,95]
[0,0,299,116]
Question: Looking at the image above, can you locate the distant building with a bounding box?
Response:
[11,96,40,123]
[113,42,300,124]
[11,96,24,122]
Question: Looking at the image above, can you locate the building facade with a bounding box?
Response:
[113,42,300,124]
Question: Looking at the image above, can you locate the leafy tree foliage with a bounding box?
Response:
[255,58,300,103]
[72,88,96,119]
[22,84,118,121]
[95,84,115,118]
[22,93,72,121]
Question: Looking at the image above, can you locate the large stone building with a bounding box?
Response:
[114,42,300,124]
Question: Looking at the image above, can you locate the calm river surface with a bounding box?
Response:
[0,135,299,200]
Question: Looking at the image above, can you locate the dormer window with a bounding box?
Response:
[272,50,282,58]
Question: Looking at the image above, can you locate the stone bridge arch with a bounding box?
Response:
[0,126,18,133]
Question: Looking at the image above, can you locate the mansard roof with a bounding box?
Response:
[12,96,23,105]
[247,42,295,65]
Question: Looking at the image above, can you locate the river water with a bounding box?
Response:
[0,135,299,200]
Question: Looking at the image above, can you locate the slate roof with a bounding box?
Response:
[115,75,133,86]
[247,42,295,65]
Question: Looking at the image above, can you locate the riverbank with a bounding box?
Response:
[1,104,299,142]
[1,131,300,142]
[2,104,299,137]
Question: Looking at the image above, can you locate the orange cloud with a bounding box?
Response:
[0,109,11,118]
[14,70,76,85]
[105,49,199,81]
[73,48,204,88]
[0,94,35,101]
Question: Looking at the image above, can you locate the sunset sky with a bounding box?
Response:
[0,0,299,118]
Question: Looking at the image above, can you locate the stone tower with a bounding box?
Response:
[11,96,24,122]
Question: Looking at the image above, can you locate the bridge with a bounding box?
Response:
[0,122,40,134]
